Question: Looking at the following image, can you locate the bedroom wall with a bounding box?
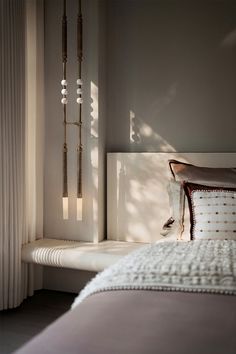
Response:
[106,0,236,153]
[44,0,236,242]
[44,0,106,242]
[43,0,236,292]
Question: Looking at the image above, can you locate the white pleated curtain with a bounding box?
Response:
[0,0,44,310]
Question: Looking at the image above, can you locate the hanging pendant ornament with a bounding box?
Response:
[60,0,83,221]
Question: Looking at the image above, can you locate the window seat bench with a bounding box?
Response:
[21,238,144,272]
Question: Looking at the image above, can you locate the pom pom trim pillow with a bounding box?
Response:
[184,182,236,241]
[166,160,236,241]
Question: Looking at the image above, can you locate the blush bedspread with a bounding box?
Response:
[15,241,236,354]
[15,290,236,354]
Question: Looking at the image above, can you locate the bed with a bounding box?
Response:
[14,291,236,354]
[15,153,236,354]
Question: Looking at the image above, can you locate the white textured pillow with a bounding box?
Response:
[162,179,190,241]
[167,180,184,224]
[184,183,236,241]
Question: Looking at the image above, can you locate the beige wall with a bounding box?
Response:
[43,0,236,292]
[44,0,106,242]
[44,0,236,242]
[106,0,236,153]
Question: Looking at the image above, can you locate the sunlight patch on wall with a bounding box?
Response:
[91,81,98,138]
[130,110,141,143]
[129,83,178,151]
[107,153,189,243]
[140,123,152,137]
[126,202,137,215]
[91,146,99,187]
[129,111,176,152]
[90,81,99,231]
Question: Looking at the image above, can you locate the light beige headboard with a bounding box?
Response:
[107,153,236,243]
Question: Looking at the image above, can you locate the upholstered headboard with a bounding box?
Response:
[107,153,236,243]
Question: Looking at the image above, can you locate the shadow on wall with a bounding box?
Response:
[106,0,236,152]
[130,109,176,152]
[129,82,177,151]
[129,83,177,151]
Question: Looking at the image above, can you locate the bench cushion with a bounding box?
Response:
[22,239,144,272]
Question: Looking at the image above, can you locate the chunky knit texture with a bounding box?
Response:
[72,240,236,308]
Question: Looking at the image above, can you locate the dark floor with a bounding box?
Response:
[0,290,76,354]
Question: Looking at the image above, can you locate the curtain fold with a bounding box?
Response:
[0,0,27,310]
[0,0,43,310]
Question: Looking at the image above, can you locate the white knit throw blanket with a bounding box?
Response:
[72,240,236,308]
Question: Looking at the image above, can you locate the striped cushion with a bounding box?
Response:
[184,183,236,241]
